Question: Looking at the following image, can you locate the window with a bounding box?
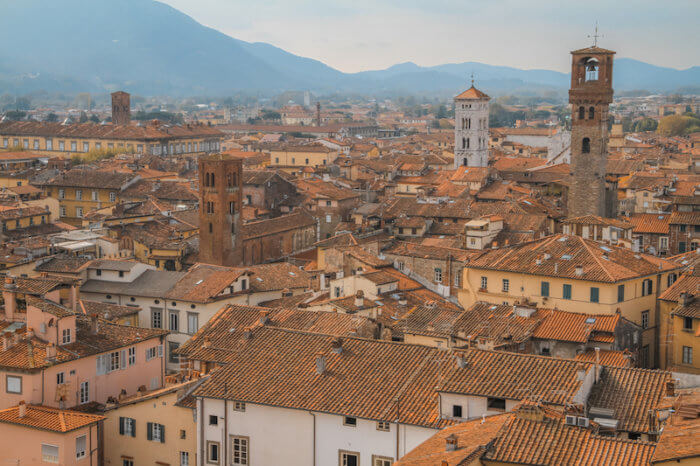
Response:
[434,267,442,283]
[480,276,487,290]
[541,281,549,297]
[82,142,90,152]
[617,285,625,302]
[110,351,121,372]
[563,284,572,300]
[582,137,590,154]
[76,435,86,459]
[169,341,181,364]
[452,405,463,418]
[109,192,116,202]
[590,287,599,303]
[326,214,332,223]
[340,451,359,466]
[42,444,59,463]
[187,313,198,335]
[680,224,687,233]
[641,345,649,367]
[209,415,218,425]
[119,417,135,437]
[373,456,393,466]
[660,237,669,250]
[642,279,653,296]
[641,310,649,329]
[151,308,162,329]
[180,452,190,466]
[684,317,693,331]
[376,420,390,431]
[231,436,249,465]
[76,207,83,218]
[79,381,89,404]
[207,441,220,464]
[148,422,165,443]
[668,273,677,287]
[169,311,179,331]
[502,279,509,292]
[683,346,693,365]
[679,241,687,253]
[56,372,65,384]
[71,141,77,152]
[487,397,506,411]
[588,106,595,120]
[343,416,357,427]
[146,345,162,361]
[180,430,187,439]
[58,188,65,199]
[123,460,134,466]
[62,328,71,344]
[233,401,246,412]
[6,375,21,394]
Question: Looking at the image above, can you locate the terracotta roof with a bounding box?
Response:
[164,263,246,303]
[466,234,679,283]
[193,327,592,427]
[483,404,655,466]
[669,211,700,225]
[652,391,700,463]
[396,413,509,466]
[13,276,72,295]
[587,366,673,433]
[79,300,140,320]
[0,404,103,433]
[35,255,92,274]
[532,309,619,344]
[575,349,633,367]
[242,209,316,240]
[42,169,137,189]
[451,302,541,347]
[454,85,490,100]
[628,214,670,235]
[562,215,632,229]
[176,304,376,363]
[245,262,311,292]
[659,273,700,302]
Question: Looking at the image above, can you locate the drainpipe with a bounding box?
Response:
[223,399,228,465]
[199,398,205,466]
[309,412,316,466]
[394,396,400,461]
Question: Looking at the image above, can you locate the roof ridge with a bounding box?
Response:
[578,236,616,282]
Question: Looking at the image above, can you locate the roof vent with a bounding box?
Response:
[575,265,584,276]
[445,434,458,452]
[18,401,26,418]
[331,338,343,354]
[543,253,551,260]
[315,352,326,374]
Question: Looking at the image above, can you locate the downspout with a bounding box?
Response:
[223,399,228,466]
[394,396,400,461]
[41,369,45,405]
[308,412,316,466]
[199,398,205,466]
[89,423,93,466]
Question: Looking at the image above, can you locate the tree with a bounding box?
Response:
[15,97,31,111]
[79,111,88,123]
[4,110,26,121]
[632,118,658,133]
[657,115,700,136]
[45,113,58,122]
[436,105,448,119]
[89,114,100,123]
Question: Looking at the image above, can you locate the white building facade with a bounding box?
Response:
[454,85,491,168]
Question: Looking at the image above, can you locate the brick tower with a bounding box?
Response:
[198,154,243,266]
[111,91,131,126]
[568,45,615,218]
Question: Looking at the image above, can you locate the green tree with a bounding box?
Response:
[632,118,658,132]
[657,115,700,136]
[45,113,58,122]
[4,110,26,121]
[89,114,100,123]
[79,111,88,123]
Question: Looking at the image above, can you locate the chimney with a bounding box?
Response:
[354,290,364,308]
[18,401,26,418]
[576,363,587,382]
[445,434,458,452]
[315,352,326,374]
[3,277,16,321]
[491,241,498,249]
[90,314,99,335]
[543,253,551,260]
[666,379,676,397]
[575,265,584,276]
[2,333,12,351]
[331,338,343,354]
[398,294,407,306]
[594,347,600,383]
[243,327,252,339]
[554,262,559,274]
[46,342,57,362]
[259,310,270,325]
[202,336,211,348]
[680,293,694,307]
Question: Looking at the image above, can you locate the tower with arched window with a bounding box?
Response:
[568,45,615,217]
[198,153,243,266]
[454,83,490,168]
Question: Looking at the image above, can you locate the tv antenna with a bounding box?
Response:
[588,22,603,47]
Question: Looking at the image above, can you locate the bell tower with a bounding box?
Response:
[568,44,615,218]
[198,154,243,266]
[454,80,490,168]
[111,91,131,126]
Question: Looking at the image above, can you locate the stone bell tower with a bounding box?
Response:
[568,44,615,218]
[111,91,131,126]
[454,80,490,168]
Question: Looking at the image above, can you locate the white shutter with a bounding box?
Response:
[157,345,163,358]
[120,350,127,370]
[96,354,105,375]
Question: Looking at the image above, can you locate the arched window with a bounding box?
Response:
[582,137,591,154]
[585,58,599,81]
[462,158,467,166]
[466,138,470,149]
[205,172,210,187]
[210,173,215,186]
[208,222,213,233]
[578,106,585,120]
[229,201,235,215]
[462,138,466,149]
[589,106,595,120]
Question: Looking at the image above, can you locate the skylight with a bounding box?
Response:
[561,254,573,260]
[195,279,203,285]
[585,317,596,324]
[600,246,612,252]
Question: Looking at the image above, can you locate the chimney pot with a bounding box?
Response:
[202,336,211,348]
[445,434,458,452]
[315,352,326,374]
[666,379,676,397]
[18,401,26,418]
[90,314,99,335]
[331,338,343,354]
[259,310,270,325]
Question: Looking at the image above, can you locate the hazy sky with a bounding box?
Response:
[161,0,699,73]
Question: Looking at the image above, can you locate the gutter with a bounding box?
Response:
[309,411,316,466]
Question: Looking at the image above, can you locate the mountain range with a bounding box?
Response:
[0,0,698,97]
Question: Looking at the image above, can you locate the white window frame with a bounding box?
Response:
[128,347,136,366]
[76,435,86,459]
[79,381,89,404]
[180,451,190,466]
[6,375,22,394]
[502,278,509,292]
[230,436,249,465]
[62,328,71,344]
[480,276,487,290]
[42,444,59,464]
[434,268,442,283]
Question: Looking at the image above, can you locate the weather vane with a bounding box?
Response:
[470,72,475,86]
[588,22,603,47]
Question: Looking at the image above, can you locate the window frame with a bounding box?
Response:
[682,346,693,365]
[480,276,487,290]
[641,310,649,329]
[590,287,599,303]
[487,397,507,412]
[42,444,60,464]
[562,284,572,300]
[502,278,509,293]
[541,281,549,297]
[6,375,22,394]
[230,435,249,465]
[339,450,360,466]
[372,455,393,466]
[75,434,87,459]
[343,416,357,427]
[206,441,221,464]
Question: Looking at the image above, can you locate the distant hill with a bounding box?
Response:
[0,0,697,97]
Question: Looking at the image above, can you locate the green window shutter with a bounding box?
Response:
[147,422,153,441]
[159,424,165,443]
[119,417,124,435]
[563,284,572,300]
[590,287,599,303]
[541,282,549,297]
[131,419,136,438]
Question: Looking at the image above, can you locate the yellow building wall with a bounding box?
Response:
[44,186,120,225]
[0,175,30,188]
[103,389,196,466]
[269,149,335,168]
[1,212,49,231]
[659,300,700,374]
